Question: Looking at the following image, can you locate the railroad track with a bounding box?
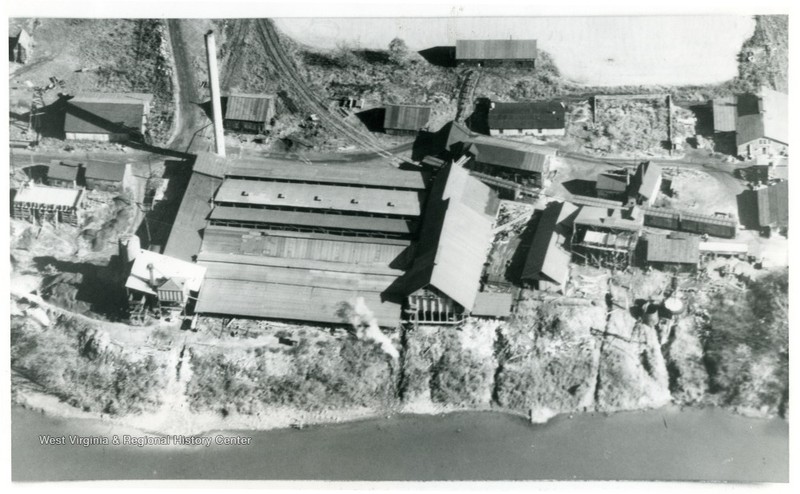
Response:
[255,20,402,166]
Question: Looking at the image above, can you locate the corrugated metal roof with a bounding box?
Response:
[455,39,537,60]
[574,205,643,231]
[645,234,700,265]
[755,181,788,227]
[225,156,426,190]
[466,136,554,174]
[215,179,422,217]
[712,96,737,132]
[195,278,401,327]
[736,88,788,145]
[193,152,227,178]
[596,171,629,193]
[488,101,565,130]
[383,105,432,131]
[13,185,82,208]
[224,94,275,123]
[84,161,128,182]
[69,92,154,104]
[198,251,404,278]
[64,100,145,134]
[209,206,413,235]
[471,291,513,317]
[47,164,79,182]
[163,173,223,262]
[199,226,409,266]
[403,162,499,311]
[521,201,576,286]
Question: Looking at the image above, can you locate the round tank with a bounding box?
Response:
[663,297,685,316]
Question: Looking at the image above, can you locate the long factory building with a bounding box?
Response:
[164,152,429,327]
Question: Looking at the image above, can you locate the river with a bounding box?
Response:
[12,405,787,482]
[274,16,755,87]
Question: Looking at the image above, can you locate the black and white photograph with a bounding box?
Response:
[2,0,794,488]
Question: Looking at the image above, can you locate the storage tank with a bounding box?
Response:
[119,235,140,265]
[663,296,685,316]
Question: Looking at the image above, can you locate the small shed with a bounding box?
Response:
[64,93,153,142]
[224,93,276,133]
[46,161,80,188]
[84,162,131,192]
[754,181,789,235]
[383,104,432,135]
[471,291,513,318]
[455,39,537,66]
[487,101,566,137]
[596,170,630,201]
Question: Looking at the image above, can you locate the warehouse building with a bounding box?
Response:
[487,101,566,137]
[644,233,701,272]
[521,201,579,293]
[64,93,153,142]
[712,87,788,159]
[447,121,556,189]
[224,93,275,133]
[12,183,83,225]
[402,161,502,323]
[455,39,537,67]
[383,104,432,136]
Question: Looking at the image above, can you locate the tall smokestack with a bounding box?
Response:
[147,263,156,288]
[204,30,226,157]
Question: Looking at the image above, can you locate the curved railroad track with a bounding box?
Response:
[254,19,402,166]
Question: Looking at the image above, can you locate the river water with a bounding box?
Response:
[274,16,755,87]
[12,405,787,482]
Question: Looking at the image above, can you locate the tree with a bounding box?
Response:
[388,37,409,65]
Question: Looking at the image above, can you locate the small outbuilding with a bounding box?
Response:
[644,233,700,271]
[84,161,132,193]
[455,39,537,67]
[224,93,276,133]
[9,26,32,64]
[46,160,80,188]
[383,104,432,136]
[595,169,630,202]
[753,181,789,236]
[12,183,83,225]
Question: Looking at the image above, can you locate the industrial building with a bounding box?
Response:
[383,104,432,136]
[12,183,83,226]
[223,93,275,133]
[487,101,566,137]
[455,39,537,66]
[571,205,643,268]
[447,121,556,189]
[164,152,427,327]
[46,161,80,188]
[644,233,701,271]
[629,161,662,206]
[122,236,207,321]
[521,201,579,293]
[64,93,153,142]
[712,87,788,159]
[595,169,630,201]
[752,181,789,236]
[84,161,132,193]
[402,161,503,323]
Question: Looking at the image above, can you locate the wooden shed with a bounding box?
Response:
[224,94,276,133]
[383,104,432,136]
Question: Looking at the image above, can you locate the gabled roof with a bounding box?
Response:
[488,101,565,130]
[455,39,537,60]
[633,161,661,200]
[755,181,789,227]
[521,201,578,286]
[596,170,629,193]
[471,291,513,317]
[125,249,206,296]
[645,233,700,265]
[574,205,643,232]
[64,93,150,135]
[224,94,275,122]
[736,87,788,146]
[403,162,499,311]
[84,161,128,182]
[193,152,227,178]
[712,96,737,132]
[383,104,432,131]
[446,121,556,174]
[47,163,79,182]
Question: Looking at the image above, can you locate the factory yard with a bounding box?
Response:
[7,13,789,455]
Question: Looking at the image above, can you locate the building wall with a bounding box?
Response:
[457,59,535,68]
[472,160,544,188]
[65,132,128,142]
[489,128,565,137]
[737,138,787,159]
[85,178,123,193]
[224,119,266,133]
[47,178,76,189]
[13,204,79,226]
[385,128,420,137]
